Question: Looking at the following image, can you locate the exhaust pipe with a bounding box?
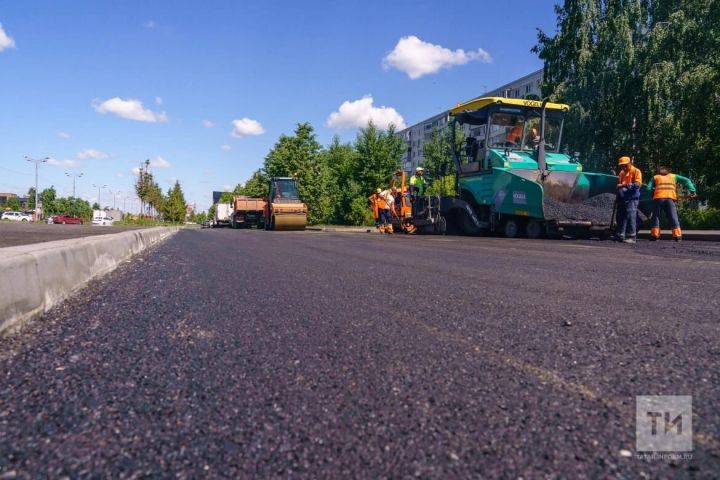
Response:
[537,98,548,172]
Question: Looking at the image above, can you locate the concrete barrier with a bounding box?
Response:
[0,227,178,335]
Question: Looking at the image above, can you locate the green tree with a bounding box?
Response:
[264,122,331,224]
[26,187,36,210]
[353,122,405,195]
[238,169,269,198]
[40,186,57,215]
[535,0,720,205]
[323,135,360,224]
[92,202,100,210]
[422,127,461,196]
[208,204,216,221]
[6,197,21,211]
[163,180,187,223]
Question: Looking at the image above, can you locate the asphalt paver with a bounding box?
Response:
[1,230,718,478]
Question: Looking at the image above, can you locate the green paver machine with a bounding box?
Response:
[426,97,626,238]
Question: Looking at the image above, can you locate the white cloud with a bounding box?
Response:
[383,35,492,79]
[47,158,80,168]
[149,156,172,168]
[231,118,265,137]
[93,97,168,123]
[221,144,232,151]
[131,167,141,174]
[223,184,232,191]
[0,24,16,52]
[155,96,163,105]
[144,20,156,29]
[202,119,215,128]
[56,131,71,139]
[326,95,406,130]
[76,148,109,160]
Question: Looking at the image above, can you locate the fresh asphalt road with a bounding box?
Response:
[1,229,719,478]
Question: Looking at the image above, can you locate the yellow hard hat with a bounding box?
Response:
[618,156,631,166]
[376,188,382,194]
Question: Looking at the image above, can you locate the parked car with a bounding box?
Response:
[1,211,32,222]
[49,214,84,225]
[91,213,114,226]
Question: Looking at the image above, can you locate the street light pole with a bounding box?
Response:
[65,172,84,197]
[92,184,108,208]
[25,156,49,220]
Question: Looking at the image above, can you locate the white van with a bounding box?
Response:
[91,210,114,226]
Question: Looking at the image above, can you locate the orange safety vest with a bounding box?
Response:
[652,173,677,201]
[618,164,642,186]
[376,195,388,210]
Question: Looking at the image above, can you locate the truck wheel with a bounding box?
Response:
[435,216,447,235]
[525,220,542,239]
[461,211,480,235]
[503,218,520,238]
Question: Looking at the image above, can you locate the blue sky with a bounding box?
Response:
[0,1,557,211]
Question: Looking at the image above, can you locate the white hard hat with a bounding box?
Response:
[416,166,425,172]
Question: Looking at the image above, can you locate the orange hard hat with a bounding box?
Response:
[618,156,631,166]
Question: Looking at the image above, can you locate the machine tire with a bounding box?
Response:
[525,220,542,239]
[503,218,520,238]
[435,216,447,235]
[461,210,480,235]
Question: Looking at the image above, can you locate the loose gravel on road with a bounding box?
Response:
[1,230,718,478]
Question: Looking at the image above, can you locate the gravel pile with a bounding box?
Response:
[543,193,616,225]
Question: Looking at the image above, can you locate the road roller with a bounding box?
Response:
[263,176,308,231]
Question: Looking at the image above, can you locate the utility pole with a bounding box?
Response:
[92,184,108,208]
[25,156,49,220]
[65,172,84,197]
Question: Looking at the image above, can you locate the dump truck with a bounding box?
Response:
[263,177,307,231]
[230,196,266,229]
[405,97,625,238]
[213,202,232,228]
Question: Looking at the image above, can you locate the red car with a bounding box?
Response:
[50,214,84,225]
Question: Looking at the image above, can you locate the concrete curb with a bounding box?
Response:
[0,227,178,335]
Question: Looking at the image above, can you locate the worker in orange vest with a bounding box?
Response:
[368,188,381,230]
[615,156,643,243]
[645,165,697,241]
[505,120,523,147]
[378,188,394,234]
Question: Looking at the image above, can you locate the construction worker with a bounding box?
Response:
[409,167,426,217]
[378,188,394,234]
[505,119,523,146]
[368,188,381,229]
[615,156,643,243]
[409,167,426,196]
[645,165,697,241]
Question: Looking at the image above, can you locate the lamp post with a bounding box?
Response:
[92,184,108,208]
[25,156,49,220]
[65,172,84,198]
[109,190,122,209]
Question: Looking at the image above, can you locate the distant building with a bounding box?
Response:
[399,69,543,171]
[0,192,30,209]
[212,191,226,204]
